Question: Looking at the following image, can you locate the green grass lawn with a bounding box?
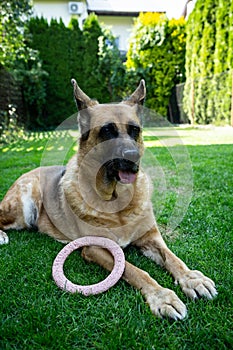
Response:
[0,126,233,349]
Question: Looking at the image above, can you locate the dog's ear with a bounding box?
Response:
[71,79,98,141]
[123,79,146,106]
[71,79,98,110]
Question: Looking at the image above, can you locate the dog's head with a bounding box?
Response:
[71,79,146,199]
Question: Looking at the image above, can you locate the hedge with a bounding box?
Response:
[26,14,125,128]
[27,17,83,127]
[183,0,233,124]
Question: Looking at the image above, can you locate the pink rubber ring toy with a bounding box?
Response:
[52,236,125,295]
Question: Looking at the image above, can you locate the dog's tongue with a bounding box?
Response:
[118,171,136,184]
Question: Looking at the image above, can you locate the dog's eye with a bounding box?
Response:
[127,124,141,140]
[99,123,118,141]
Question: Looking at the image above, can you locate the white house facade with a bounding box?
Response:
[33,1,88,30]
[32,0,168,52]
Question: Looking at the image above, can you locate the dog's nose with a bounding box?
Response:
[121,149,140,162]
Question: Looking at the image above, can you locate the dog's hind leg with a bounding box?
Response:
[0,171,42,244]
[0,193,25,244]
[81,245,187,320]
[0,230,9,244]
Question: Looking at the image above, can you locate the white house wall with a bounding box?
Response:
[33,1,88,27]
[32,1,185,52]
[33,2,132,51]
[98,16,134,52]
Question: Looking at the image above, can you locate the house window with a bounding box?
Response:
[114,37,119,48]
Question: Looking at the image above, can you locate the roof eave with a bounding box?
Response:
[87,10,164,17]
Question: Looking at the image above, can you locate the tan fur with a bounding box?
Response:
[0,80,217,319]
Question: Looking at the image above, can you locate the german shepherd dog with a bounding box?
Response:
[0,79,217,320]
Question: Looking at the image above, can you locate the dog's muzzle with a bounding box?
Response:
[105,145,140,184]
[121,149,140,163]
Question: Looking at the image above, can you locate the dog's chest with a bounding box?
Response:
[77,190,154,248]
[60,167,155,247]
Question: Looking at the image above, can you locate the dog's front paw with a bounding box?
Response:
[0,230,9,245]
[145,288,187,320]
[177,270,217,300]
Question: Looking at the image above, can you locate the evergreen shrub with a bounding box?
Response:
[183,0,233,124]
[27,14,123,128]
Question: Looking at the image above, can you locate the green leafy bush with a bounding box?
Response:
[98,27,126,102]
[126,13,186,116]
[0,0,47,129]
[0,0,32,68]
[0,105,26,144]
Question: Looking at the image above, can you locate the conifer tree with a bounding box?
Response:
[197,0,217,123]
[227,1,233,70]
[82,13,105,101]
[28,17,84,126]
[213,0,231,123]
[183,0,205,122]
[46,19,71,125]
[28,14,124,126]
[68,18,85,93]
[184,0,233,124]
